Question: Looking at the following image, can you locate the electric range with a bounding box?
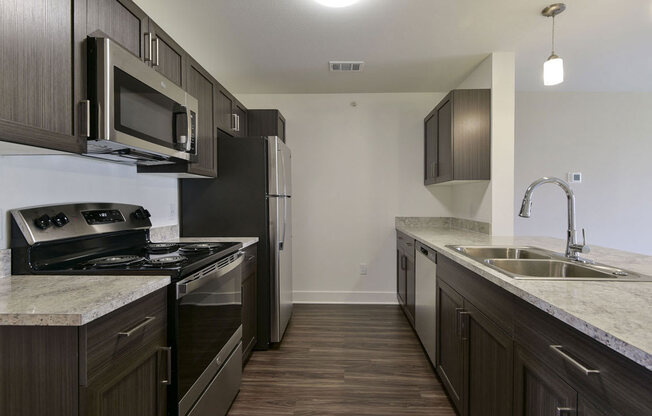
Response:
[10,202,244,416]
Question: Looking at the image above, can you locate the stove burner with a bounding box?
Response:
[146,242,180,254]
[179,243,225,253]
[146,255,187,267]
[86,255,145,268]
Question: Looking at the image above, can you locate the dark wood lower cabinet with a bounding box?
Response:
[464,302,513,416]
[0,289,168,416]
[433,254,652,416]
[514,345,578,416]
[436,280,465,413]
[242,244,258,365]
[396,232,415,326]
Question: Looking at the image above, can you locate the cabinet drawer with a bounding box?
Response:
[396,231,415,258]
[84,288,167,381]
[515,303,652,416]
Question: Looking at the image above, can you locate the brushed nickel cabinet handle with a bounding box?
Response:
[152,38,160,67]
[80,100,90,137]
[159,346,172,385]
[556,407,575,416]
[231,113,238,131]
[455,308,464,337]
[550,345,600,375]
[144,32,152,62]
[459,311,470,340]
[118,316,156,337]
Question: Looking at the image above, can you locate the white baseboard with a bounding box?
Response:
[292,290,398,305]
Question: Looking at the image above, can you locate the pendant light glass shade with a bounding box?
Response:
[543,54,564,86]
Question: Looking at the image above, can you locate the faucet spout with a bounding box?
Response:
[519,177,589,260]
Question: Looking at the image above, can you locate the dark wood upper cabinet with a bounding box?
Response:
[215,86,235,135]
[86,0,149,60]
[424,89,490,185]
[148,20,185,88]
[0,0,86,154]
[247,110,286,142]
[233,101,248,137]
[184,57,217,177]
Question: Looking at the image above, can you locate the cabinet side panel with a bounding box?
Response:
[453,89,491,180]
[0,326,79,416]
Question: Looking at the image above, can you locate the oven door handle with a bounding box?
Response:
[176,251,244,299]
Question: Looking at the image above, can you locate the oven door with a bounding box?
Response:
[175,251,243,415]
[87,37,198,162]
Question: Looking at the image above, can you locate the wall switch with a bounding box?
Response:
[567,172,582,183]
[359,263,368,275]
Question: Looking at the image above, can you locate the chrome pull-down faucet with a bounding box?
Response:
[519,177,591,262]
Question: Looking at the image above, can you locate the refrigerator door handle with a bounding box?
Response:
[279,197,287,251]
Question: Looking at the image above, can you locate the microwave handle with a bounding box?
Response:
[174,108,191,151]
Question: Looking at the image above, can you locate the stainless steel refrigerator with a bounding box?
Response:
[180,135,293,347]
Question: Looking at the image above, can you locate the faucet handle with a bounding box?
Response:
[579,228,590,253]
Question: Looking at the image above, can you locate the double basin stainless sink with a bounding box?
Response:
[447,246,652,281]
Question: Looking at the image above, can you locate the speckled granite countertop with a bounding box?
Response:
[0,274,170,326]
[169,237,259,248]
[396,219,652,371]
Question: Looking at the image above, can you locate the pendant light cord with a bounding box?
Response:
[551,15,556,54]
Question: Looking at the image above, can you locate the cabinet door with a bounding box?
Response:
[0,0,86,153]
[436,280,465,413]
[464,302,513,416]
[242,246,258,365]
[82,348,168,416]
[514,345,578,416]
[424,111,438,184]
[234,101,248,137]
[405,254,416,324]
[396,247,407,306]
[86,0,149,60]
[186,58,217,177]
[278,113,286,143]
[149,20,185,87]
[436,98,453,183]
[215,87,235,135]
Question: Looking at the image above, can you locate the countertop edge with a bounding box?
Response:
[396,225,652,371]
[0,276,171,327]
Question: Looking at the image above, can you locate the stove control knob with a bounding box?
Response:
[133,208,152,220]
[52,212,69,227]
[34,214,51,230]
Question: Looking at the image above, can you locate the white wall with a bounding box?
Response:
[238,93,449,303]
[514,92,652,255]
[0,155,179,249]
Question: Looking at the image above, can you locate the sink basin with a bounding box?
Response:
[446,245,652,281]
[451,246,552,260]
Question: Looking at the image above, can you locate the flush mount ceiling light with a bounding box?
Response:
[542,3,566,86]
[315,0,359,8]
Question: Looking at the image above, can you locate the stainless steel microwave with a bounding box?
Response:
[85,37,198,166]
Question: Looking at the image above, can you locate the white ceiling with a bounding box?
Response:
[135,0,652,93]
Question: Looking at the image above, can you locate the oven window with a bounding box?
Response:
[176,269,242,401]
[113,67,179,149]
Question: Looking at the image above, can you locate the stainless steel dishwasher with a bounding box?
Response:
[415,242,437,365]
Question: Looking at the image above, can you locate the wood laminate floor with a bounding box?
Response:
[228,304,456,415]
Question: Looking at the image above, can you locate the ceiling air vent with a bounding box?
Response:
[329,61,364,72]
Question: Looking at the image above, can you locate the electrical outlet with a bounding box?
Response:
[359,263,368,275]
[0,209,4,245]
[169,203,177,219]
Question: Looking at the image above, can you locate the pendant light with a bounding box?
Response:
[542,3,566,86]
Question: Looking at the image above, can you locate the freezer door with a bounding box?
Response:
[269,195,293,343]
[267,137,292,197]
